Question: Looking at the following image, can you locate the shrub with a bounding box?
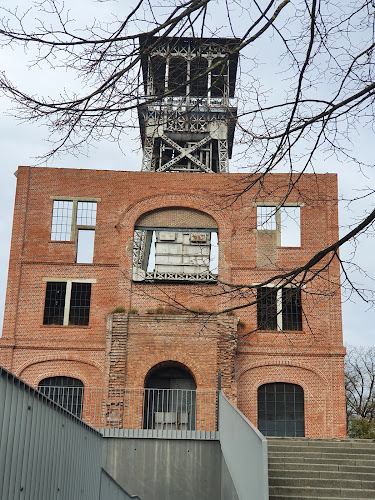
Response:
[348,417,375,439]
[111,306,126,314]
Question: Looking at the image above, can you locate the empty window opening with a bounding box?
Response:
[257,287,302,331]
[258,382,305,437]
[43,280,93,326]
[133,228,218,282]
[133,208,218,282]
[257,206,277,231]
[143,362,196,431]
[168,56,187,96]
[257,205,301,247]
[51,200,73,241]
[76,229,95,264]
[211,58,228,97]
[190,57,208,96]
[280,206,301,247]
[38,376,84,419]
[151,56,166,95]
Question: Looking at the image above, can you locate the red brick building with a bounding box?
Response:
[0,37,346,438]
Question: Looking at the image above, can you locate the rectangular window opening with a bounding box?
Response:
[133,228,218,282]
[282,288,302,331]
[257,287,277,330]
[257,205,301,247]
[43,282,67,325]
[76,201,97,226]
[257,287,302,332]
[257,206,276,231]
[69,282,92,326]
[280,207,301,247]
[76,229,95,264]
[51,201,73,241]
[43,281,92,326]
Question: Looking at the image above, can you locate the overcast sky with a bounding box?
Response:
[0,0,374,346]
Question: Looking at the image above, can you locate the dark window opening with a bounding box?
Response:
[43,282,66,325]
[257,288,277,330]
[38,376,84,418]
[257,287,302,331]
[258,382,305,437]
[69,282,91,326]
[143,362,196,430]
[169,57,187,96]
[151,56,166,95]
[43,281,92,326]
[211,58,227,97]
[190,57,208,96]
[282,288,302,331]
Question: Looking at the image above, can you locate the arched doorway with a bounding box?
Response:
[143,361,196,430]
[38,376,84,418]
[257,382,305,437]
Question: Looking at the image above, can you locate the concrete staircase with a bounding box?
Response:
[268,437,375,499]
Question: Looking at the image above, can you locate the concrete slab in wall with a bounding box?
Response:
[102,438,222,500]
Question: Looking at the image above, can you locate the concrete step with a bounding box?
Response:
[268,462,375,473]
[268,444,375,454]
[269,468,375,481]
[269,451,375,461]
[267,437,375,448]
[269,456,375,467]
[269,476,375,490]
[267,438,375,499]
[269,486,375,498]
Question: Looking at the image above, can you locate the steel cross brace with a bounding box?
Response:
[157,134,212,172]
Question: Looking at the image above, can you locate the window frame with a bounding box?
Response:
[255,202,303,247]
[256,285,303,332]
[42,278,96,326]
[49,197,100,243]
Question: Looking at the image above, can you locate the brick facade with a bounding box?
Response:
[0,166,347,438]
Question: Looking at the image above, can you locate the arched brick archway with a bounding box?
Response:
[143,360,197,430]
[237,364,328,437]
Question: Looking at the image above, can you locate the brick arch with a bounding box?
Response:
[136,207,218,230]
[18,359,104,388]
[237,364,328,438]
[117,193,228,233]
[236,359,329,387]
[128,353,211,391]
[144,360,197,388]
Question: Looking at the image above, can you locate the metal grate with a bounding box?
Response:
[51,200,73,241]
[69,282,91,325]
[76,201,97,226]
[39,377,84,418]
[282,288,302,331]
[257,287,277,330]
[43,282,66,325]
[257,206,277,230]
[258,382,305,437]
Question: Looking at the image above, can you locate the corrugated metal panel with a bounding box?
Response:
[0,366,134,500]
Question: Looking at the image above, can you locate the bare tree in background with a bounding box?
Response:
[0,0,375,322]
[345,345,375,437]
